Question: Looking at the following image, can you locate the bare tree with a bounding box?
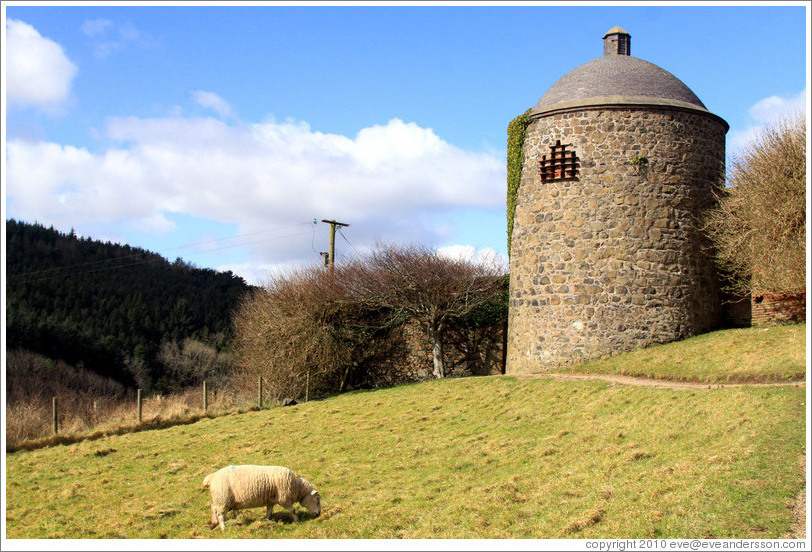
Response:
[155,338,234,390]
[705,112,806,295]
[350,243,506,379]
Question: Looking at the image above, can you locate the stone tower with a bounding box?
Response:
[506,27,729,374]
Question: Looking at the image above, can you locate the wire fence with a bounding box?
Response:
[46,377,275,435]
[6,376,283,449]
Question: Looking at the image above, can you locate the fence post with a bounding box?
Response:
[306,369,310,403]
[203,380,208,412]
[258,375,263,408]
[52,397,58,435]
[137,389,142,423]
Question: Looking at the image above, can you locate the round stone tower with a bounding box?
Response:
[506,27,729,374]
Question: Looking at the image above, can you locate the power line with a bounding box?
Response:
[13,221,316,279]
[311,219,320,254]
[168,221,316,253]
[336,226,362,258]
[10,221,329,284]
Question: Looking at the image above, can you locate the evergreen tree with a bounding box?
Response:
[5,219,253,392]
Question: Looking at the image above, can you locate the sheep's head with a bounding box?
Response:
[300,483,321,517]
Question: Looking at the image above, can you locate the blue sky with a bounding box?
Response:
[3,2,809,285]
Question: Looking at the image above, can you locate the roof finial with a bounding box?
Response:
[603,26,631,56]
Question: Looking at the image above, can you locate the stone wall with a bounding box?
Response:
[507,106,727,374]
[362,318,506,388]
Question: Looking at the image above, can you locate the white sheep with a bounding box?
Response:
[201,465,321,531]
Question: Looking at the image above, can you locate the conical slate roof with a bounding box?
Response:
[533,27,713,117]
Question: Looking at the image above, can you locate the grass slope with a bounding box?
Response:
[562,324,807,383]
[5,377,806,539]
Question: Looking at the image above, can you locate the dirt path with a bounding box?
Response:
[515,372,806,391]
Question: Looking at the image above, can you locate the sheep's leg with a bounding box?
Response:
[265,504,274,520]
[284,506,299,522]
[210,504,226,532]
[210,504,219,530]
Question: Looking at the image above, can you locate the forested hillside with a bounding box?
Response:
[5,219,253,392]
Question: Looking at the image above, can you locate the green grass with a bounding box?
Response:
[562,324,807,384]
[5,375,806,539]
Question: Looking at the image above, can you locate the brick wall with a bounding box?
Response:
[751,290,806,326]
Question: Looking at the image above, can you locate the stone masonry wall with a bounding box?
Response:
[507,106,727,374]
[362,318,506,388]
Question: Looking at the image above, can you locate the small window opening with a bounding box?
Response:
[540,140,579,182]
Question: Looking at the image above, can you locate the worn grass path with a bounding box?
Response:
[524,372,806,390]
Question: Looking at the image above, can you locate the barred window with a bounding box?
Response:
[539,140,579,182]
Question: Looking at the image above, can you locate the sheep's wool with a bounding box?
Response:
[210,465,303,511]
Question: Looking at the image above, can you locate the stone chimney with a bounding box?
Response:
[603,26,631,56]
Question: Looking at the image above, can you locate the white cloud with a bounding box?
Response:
[5,19,78,108]
[6,112,506,282]
[132,212,177,235]
[728,89,807,154]
[748,90,807,122]
[80,18,114,37]
[117,22,141,42]
[352,119,444,169]
[215,260,317,287]
[436,245,508,273]
[80,18,152,58]
[191,91,234,119]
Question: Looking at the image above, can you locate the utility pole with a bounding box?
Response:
[321,219,349,271]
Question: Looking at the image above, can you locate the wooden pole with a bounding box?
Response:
[328,224,336,271]
[258,375,263,408]
[203,380,208,412]
[306,369,310,403]
[320,219,350,272]
[137,389,142,423]
[52,397,58,435]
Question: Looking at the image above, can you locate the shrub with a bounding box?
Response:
[705,112,806,295]
[154,338,235,391]
[231,265,388,402]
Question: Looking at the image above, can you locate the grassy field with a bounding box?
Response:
[562,324,807,383]
[4,325,808,540]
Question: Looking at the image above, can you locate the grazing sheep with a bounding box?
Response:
[202,465,321,531]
